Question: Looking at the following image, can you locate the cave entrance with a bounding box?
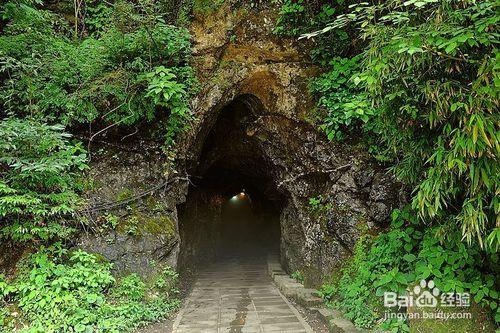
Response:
[178,95,284,268]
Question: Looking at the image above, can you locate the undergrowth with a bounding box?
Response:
[0,1,190,332]
[0,119,87,243]
[0,245,180,333]
[0,0,196,145]
[275,0,499,329]
[317,207,499,331]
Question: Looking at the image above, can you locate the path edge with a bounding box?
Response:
[266,254,366,333]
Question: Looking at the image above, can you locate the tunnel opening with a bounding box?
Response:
[178,95,285,269]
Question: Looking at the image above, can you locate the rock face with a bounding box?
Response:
[79,1,402,284]
[174,1,403,284]
[77,141,184,278]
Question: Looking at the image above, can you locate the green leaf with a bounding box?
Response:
[474,290,485,303]
[403,254,416,262]
[75,324,87,332]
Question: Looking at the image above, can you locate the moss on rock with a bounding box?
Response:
[116,188,134,202]
[143,216,175,238]
[116,209,175,239]
[408,301,496,333]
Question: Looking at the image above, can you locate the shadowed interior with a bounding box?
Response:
[178,95,285,269]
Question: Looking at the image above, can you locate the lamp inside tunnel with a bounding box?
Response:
[229,190,250,203]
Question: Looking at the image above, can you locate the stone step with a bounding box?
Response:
[312,307,363,333]
[266,255,365,333]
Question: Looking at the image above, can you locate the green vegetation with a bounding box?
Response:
[309,56,372,141]
[291,270,305,284]
[318,208,499,330]
[0,245,179,332]
[274,0,351,64]
[0,0,498,331]
[0,0,195,243]
[276,0,499,330]
[0,1,192,331]
[300,0,499,249]
[192,0,226,15]
[0,119,87,242]
[0,0,194,136]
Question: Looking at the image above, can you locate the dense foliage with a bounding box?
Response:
[0,1,192,331]
[0,0,196,243]
[0,245,179,332]
[276,0,500,330]
[318,208,499,330]
[345,0,498,250]
[0,0,195,142]
[303,0,499,249]
[0,0,498,331]
[0,118,87,242]
[274,0,352,63]
[308,56,373,141]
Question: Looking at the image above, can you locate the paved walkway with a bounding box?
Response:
[172,255,314,333]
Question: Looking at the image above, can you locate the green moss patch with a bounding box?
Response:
[409,302,496,333]
[193,0,226,15]
[117,210,175,238]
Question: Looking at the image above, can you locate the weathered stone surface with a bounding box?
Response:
[268,256,361,333]
[173,0,403,283]
[78,230,178,276]
[171,254,314,333]
[77,142,183,278]
[76,1,403,284]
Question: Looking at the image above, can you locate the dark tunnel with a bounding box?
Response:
[178,95,285,269]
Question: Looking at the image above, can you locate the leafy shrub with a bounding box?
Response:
[274,0,350,63]
[274,0,306,37]
[291,271,305,284]
[319,207,500,330]
[0,245,180,332]
[309,56,375,140]
[0,1,195,145]
[112,274,146,302]
[0,2,188,329]
[142,66,192,145]
[304,0,499,249]
[282,0,500,328]
[85,2,114,36]
[154,266,179,299]
[0,118,87,242]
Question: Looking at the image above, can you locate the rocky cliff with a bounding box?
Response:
[79,1,403,284]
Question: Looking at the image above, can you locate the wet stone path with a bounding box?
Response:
[172,255,314,333]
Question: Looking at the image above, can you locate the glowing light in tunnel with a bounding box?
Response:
[229,191,247,203]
